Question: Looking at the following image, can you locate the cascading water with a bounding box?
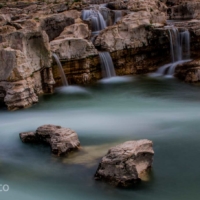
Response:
[52,53,68,86]
[99,52,116,78]
[81,9,106,32]
[82,6,120,81]
[156,26,191,77]
[113,10,122,24]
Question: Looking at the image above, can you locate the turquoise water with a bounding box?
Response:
[1,75,200,200]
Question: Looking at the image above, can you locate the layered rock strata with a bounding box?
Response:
[4,0,200,109]
[51,0,169,85]
[0,2,81,110]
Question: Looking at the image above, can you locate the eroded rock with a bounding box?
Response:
[20,124,80,156]
[95,140,154,187]
[40,10,80,41]
[94,10,166,52]
[50,22,98,60]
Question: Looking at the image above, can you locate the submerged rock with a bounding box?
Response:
[94,140,154,187]
[19,124,80,156]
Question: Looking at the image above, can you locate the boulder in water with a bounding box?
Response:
[94,140,154,187]
[20,124,80,156]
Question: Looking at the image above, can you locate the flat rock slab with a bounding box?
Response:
[20,124,80,156]
[94,139,154,187]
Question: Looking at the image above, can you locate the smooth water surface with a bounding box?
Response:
[1,76,200,200]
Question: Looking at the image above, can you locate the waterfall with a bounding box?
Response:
[81,9,106,32]
[99,52,116,78]
[113,10,122,24]
[82,7,117,80]
[181,30,190,59]
[52,53,68,86]
[156,26,191,76]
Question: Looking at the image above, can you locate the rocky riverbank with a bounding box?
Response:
[1,0,200,110]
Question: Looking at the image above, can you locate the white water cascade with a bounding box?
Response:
[52,53,68,86]
[99,52,116,78]
[113,10,122,24]
[81,9,106,32]
[156,26,191,77]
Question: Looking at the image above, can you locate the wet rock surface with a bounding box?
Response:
[20,124,80,156]
[2,0,200,109]
[95,140,154,187]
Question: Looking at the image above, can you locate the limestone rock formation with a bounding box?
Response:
[20,124,80,156]
[95,140,154,187]
[4,0,200,109]
[94,10,166,52]
[166,0,200,20]
[50,22,99,85]
[40,10,81,41]
[52,0,169,86]
[0,28,54,110]
[0,4,82,110]
[50,22,98,60]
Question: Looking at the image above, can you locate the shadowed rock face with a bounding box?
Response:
[165,0,200,20]
[95,140,154,187]
[20,124,80,156]
[40,11,79,41]
[0,1,83,110]
[0,28,54,110]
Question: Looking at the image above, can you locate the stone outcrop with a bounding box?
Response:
[94,11,166,52]
[165,0,200,20]
[95,140,154,187]
[20,124,80,156]
[0,27,54,110]
[4,0,200,110]
[52,0,169,85]
[50,22,99,85]
[50,23,98,60]
[175,59,200,82]
[0,3,81,110]
[40,10,80,41]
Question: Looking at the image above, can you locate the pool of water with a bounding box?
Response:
[1,75,200,200]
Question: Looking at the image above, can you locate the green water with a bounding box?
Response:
[1,75,200,200]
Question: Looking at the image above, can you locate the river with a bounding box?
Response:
[1,75,200,200]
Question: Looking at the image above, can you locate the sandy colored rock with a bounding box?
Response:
[94,10,166,52]
[95,140,154,187]
[56,23,91,40]
[50,22,98,60]
[20,124,80,156]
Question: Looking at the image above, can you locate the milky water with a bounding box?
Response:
[1,76,200,200]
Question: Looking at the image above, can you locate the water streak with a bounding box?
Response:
[156,26,191,76]
[81,9,106,32]
[52,53,68,86]
[113,10,122,24]
[99,52,116,78]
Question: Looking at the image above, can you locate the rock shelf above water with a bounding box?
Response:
[1,0,200,110]
[20,124,80,156]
